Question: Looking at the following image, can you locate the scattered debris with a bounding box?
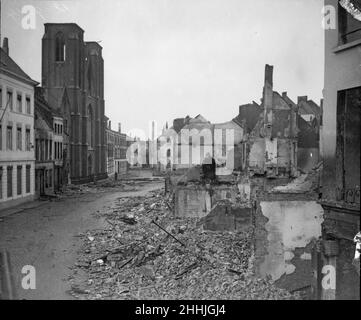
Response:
[96,259,104,265]
[70,187,300,300]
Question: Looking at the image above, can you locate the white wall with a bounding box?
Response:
[0,73,35,206]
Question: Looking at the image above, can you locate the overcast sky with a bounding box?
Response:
[1,0,324,139]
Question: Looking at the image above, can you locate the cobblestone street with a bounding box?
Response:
[0,179,163,299]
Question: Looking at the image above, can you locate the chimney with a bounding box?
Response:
[108,120,111,130]
[118,122,121,133]
[2,37,9,55]
[263,64,274,127]
[264,64,273,87]
[282,92,287,98]
[297,96,308,104]
[35,86,45,99]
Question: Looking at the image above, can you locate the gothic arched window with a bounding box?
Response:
[87,62,92,93]
[55,32,66,62]
[87,105,93,148]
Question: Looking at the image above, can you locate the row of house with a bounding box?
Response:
[105,119,128,177]
[0,39,38,209]
[0,22,128,210]
[151,64,321,179]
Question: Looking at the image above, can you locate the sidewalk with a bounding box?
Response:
[0,200,49,219]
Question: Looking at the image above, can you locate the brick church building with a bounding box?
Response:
[41,23,107,184]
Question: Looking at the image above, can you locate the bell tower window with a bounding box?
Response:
[55,33,66,62]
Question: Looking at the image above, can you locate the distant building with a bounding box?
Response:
[34,87,66,196]
[114,127,128,176]
[283,93,322,173]
[0,38,38,209]
[213,120,243,175]
[105,119,128,177]
[313,0,361,300]
[173,114,213,170]
[297,96,322,124]
[105,118,115,176]
[155,114,243,174]
[41,23,107,184]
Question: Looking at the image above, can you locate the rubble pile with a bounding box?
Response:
[58,179,141,199]
[70,189,300,300]
[271,163,322,194]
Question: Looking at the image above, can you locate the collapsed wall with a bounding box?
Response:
[174,184,238,218]
[254,193,323,294]
[250,170,325,297]
[169,167,253,232]
[169,165,325,298]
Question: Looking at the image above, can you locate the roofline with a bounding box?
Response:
[85,41,103,49]
[0,67,39,87]
[105,127,126,136]
[35,101,55,130]
[44,23,84,32]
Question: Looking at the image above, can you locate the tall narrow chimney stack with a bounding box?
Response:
[118,122,121,133]
[152,121,155,140]
[264,64,273,87]
[263,64,274,129]
[2,37,9,55]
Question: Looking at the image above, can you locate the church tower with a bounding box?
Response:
[41,23,106,183]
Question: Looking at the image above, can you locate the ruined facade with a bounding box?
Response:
[236,65,298,178]
[41,23,107,184]
[234,65,321,177]
[297,96,321,172]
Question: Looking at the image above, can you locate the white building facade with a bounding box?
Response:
[0,39,38,210]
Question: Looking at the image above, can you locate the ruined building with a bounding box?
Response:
[41,23,107,184]
[234,64,321,177]
[235,65,298,178]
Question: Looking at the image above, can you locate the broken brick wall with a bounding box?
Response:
[253,193,324,295]
[200,202,252,232]
[174,184,238,218]
[247,137,296,176]
[319,204,360,300]
[248,138,265,173]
